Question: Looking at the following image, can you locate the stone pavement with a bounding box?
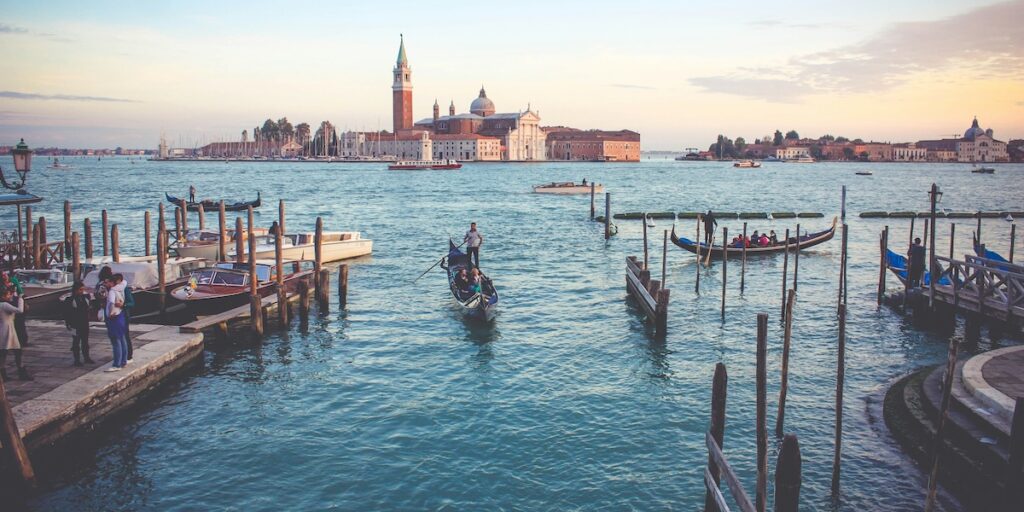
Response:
[961,344,1024,432]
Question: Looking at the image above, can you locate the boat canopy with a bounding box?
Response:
[82,261,165,289]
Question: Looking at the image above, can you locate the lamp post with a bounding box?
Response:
[2,139,33,191]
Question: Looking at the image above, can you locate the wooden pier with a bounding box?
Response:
[625,255,669,334]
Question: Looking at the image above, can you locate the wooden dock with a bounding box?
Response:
[625,255,669,334]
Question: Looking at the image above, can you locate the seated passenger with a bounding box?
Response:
[469,268,491,302]
[758,234,770,247]
[454,268,471,295]
[769,230,778,245]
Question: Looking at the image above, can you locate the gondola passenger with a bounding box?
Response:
[769,230,778,245]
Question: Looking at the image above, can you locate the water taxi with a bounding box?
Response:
[387,159,462,170]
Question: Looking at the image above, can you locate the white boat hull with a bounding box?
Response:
[175,244,221,260]
[533,184,604,195]
[231,239,373,263]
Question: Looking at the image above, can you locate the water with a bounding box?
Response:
[8,158,1024,511]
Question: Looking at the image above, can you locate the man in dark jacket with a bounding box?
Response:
[703,210,717,246]
[908,238,926,287]
[63,281,94,366]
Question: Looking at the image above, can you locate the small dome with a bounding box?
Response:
[963,117,986,140]
[470,86,495,117]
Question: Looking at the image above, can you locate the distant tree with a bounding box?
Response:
[277,117,294,141]
[260,119,278,141]
[809,144,824,159]
[295,123,311,145]
[852,138,864,144]
[773,130,784,146]
[835,136,850,143]
[842,147,855,160]
[735,137,747,153]
[709,134,739,159]
[819,134,835,143]
[754,138,762,145]
[785,130,800,140]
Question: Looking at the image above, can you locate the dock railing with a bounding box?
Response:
[625,255,669,334]
[705,430,756,512]
[0,240,66,271]
[933,255,1024,320]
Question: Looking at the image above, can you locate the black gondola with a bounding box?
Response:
[440,240,498,321]
[165,192,261,212]
[670,216,837,258]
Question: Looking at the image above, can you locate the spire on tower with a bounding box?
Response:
[396,34,408,66]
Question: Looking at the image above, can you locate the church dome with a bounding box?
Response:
[963,117,986,140]
[470,86,495,117]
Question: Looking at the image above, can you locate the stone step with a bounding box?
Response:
[920,364,1010,470]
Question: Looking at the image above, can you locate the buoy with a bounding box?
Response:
[767,212,774,220]
[1006,213,1014,222]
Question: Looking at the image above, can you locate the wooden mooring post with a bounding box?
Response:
[976,215,982,247]
[297,279,310,322]
[590,183,596,220]
[776,289,796,437]
[180,199,188,233]
[63,200,71,258]
[111,224,120,262]
[775,434,802,512]
[832,303,847,494]
[837,224,848,314]
[197,203,206,231]
[695,216,702,294]
[661,229,668,285]
[740,222,747,294]
[0,373,35,486]
[157,225,167,316]
[218,200,226,261]
[275,201,287,327]
[703,362,727,512]
[1010,224,1016,263]
[949,223,955,259]
[928,184,939,308]
[755,313,768,512]
[144,211,151,256]
[247,206,263,336]
[158,203,165,254]
[174,206,182,241]
[102,209,109,256]
[793,223,800,291]
[781,229,790,318]
[924,327,961,511]
[31,225,40,270]
[71,232,81,281]
[604,193,611,240]
[84,218,93,259]
[337,264,348,309]
[235,217,244,263]
[643,213,649,269]
[877,226,888,304]
[314,216,324,298]
[721,227,728,320]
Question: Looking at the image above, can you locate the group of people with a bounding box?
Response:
[451,222,490,302]
[452,267,488,300]
[0,271,30,381]
[730,230,779,248]
[78,266,135,372]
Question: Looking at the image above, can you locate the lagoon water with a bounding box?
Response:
[9,158,1024,511]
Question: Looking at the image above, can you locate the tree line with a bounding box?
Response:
[708,130,867,160]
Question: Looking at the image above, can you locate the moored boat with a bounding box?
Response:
[532,181,604,194]
[172,227,269,260]
[226,231,372,263]
[733,160,761,168]
[170,260,314,316]
[76,257,209,321]
[670,217,837,258]
[440,240,498,321]
[387,159,461,170]
[855,170,873,176]
[165,192,261,211]
[16,267,79,319]
[971,166,995,174]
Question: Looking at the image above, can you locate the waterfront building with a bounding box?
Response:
[819,142,856,161]
[775,146,810,160]
[954,117,1007,163]
[545,129,641,161]
[891,143,927,162]
[854,142,893,162]
[431,134,501,161]
[338,131,432,160]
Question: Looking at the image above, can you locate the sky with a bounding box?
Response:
[0,0,1022,150]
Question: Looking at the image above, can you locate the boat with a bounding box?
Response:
[670,217,837,258]
[15,266,82,319]
[440,240,498,321]
[532,181,604,194]
[387,159,461,170]
[48,157,72,169]
[76,257,209,321]
[172,227,269,260]
[169,259,314,316]
[787,156,816,163]
[733,160,762,168]
[855,170,873,176]
[165,192,261,212]
[885,248,954,286]
[675,148,705,161]
[226,231,372,263]
[971,166,995,174]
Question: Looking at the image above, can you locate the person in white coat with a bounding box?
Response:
[0,286,30,381]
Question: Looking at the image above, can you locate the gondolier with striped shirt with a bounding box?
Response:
[464,222,483,269]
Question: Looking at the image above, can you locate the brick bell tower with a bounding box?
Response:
[392,34,413,133]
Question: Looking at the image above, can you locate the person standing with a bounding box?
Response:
[103,275,128,372]
[63,281,94,366]
[0,286,30,381]
[908,237,926,288]
[2,272,28,347]
[189,184,197,203]
[703,210,717,246]
[463,222,483,269]
[116,274,135,363]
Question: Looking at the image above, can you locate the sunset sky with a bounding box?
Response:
[1,0,1021,150]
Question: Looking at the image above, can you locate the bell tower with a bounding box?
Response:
[392,34,413,132]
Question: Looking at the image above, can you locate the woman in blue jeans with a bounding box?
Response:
[103,276,128,372]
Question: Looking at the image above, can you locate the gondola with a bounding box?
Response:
[440,240,498,321]
[670,216,837,258]
[165,191,261,212]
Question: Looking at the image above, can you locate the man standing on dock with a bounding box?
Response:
[908,237,926,287]
[189,184,196,203]
[464,222,483,269]
[703,210,717,246]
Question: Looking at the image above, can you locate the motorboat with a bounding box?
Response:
[76,256,209,321]
[48,157,72,169]
[173,228,269,260]
[227,231,372,263]
[388,159,461,170]
[170,259,314,316]
[855,170,873,176]
[16,267,80,319]
[787,156,816,163]
[532,181,604,194]
[733,160,762,168]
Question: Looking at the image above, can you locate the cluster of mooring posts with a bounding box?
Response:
[624,214,671,335]
[873,183,1022,511]
[0,197,354,486]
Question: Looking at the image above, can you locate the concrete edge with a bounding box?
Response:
[961,345,1022,427]
[951,361,1012,436]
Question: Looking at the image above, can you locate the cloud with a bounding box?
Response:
[0,22,71,42]
[748,19,848,30]
[0,91,138,103]
[693,0,1024,102]
[608,83,656,90]
[0,23,28,34]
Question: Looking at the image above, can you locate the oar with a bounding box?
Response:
[413,240,466,283]
[704,232,716,267]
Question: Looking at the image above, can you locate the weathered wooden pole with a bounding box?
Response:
[590,182,595,220]
[157,225,166,316]
[276,203,287,327]
[923,331,961,512]
[63,200,72,258]
[338,264,349,308]
[0,374,36,485]
[642,213,649,270]
[1010,224,1016,263]
[837,224,848,314]
[1003,397,1024,509]
[38,216,46,246]
[740,222,748,293]
[279,199,286,239]
[909,216,916,248]
[15,204,22,248]
[948,223,955,259]
[721,227,728,320]
[781,229,790,318]
[197,203,206,231]
[180,198,188,233]
[661,229,668,285]
[776,289,796,437]
[84,218,93,259]
[297,279,310,321]
[102,209,109,256]
[703,362,728,512]
[235,217,244,263]
[111,224,120,262]
[831,303,847,494]
[695,216,702,294]
[604,193,611,240]
[174,206,182,240]
[71,232,81,281]
[214,201,225,261]
[158,202,165,243]
[774,434,802,512]
[319,269,330,313]
[314,217,324,299]
[248,206,263,336]
[31,225,40,269]
[976,214,982,247]
[929,184,939,308]
[756,312,769,512]
[793,223,800,291]
[923,217,929,255]
[144,211,151,256]
[877,227,888,304]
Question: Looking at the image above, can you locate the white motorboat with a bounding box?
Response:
[733,160,762,168]
[227,232,372,263]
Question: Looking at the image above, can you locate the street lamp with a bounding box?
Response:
[1,138,33,191]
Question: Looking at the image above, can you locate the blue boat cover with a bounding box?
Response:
[886,249,953,286]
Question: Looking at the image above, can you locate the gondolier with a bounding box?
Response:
[189,184,196,203]
[703,210,717,246]
[908,237,926,287]
[464,222,483,269]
